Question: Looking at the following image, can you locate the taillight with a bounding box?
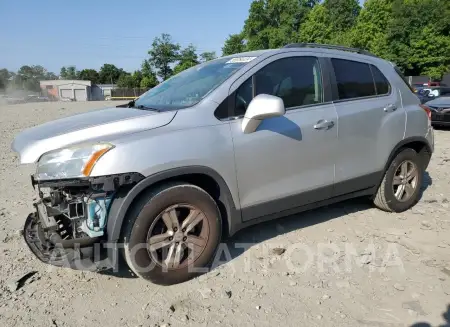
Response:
[420,104,431,120]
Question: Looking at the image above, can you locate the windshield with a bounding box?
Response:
[134,56,256,110]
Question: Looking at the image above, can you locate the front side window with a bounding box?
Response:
[234,56,323,117]
[135,57,255,111]
[332,59,376,100]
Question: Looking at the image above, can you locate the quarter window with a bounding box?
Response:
[331,59,376,100]
[234,56,323,117]
[371,65,390,95]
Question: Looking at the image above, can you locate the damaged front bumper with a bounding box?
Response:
[23,173,143,272]
[24,211,109,271]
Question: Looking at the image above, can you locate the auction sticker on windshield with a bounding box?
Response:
[226,57,257,64]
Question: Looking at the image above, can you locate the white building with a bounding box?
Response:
[91,84,116,100]
[40,80,91,101]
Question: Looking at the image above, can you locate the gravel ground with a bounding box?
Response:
[0,101,449,327]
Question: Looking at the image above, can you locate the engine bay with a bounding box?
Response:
[33,173,144,248]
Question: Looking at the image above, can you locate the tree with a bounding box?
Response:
[148,33,180,80]
[44,71,58,80]
[78,69,100,83]
[323,0,360,33]
[140,60,159,88]
[222,33,245,56]
[348,0,393,56]
[386,0,450,77]
[59,67,67,80]
[173,44,199,75]
[140,76,158,89]
[131,70,143,88]
[243,0,319,50]
[298,4,333,44]
[116,73,134,88]
[0,69,13,89]
[99,64,124,84]
[60,66,79,79]
[16,65,51,91]
[200,51,217,62]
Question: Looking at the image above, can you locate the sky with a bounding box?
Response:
[0,0,364,74]
[0,0,253,73]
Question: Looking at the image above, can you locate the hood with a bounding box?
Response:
[12,107,177,164]
[425,96,450,109]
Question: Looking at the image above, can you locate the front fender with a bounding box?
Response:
[106,166,241,242]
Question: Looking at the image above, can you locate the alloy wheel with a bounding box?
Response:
[146,204,210,269]
[392,160,419,202]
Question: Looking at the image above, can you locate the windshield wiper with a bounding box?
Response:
[133,105,161,112]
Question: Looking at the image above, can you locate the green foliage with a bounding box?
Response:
[78,69,100,84]
[131,70,143,88]
[200,51,217,62]
[243,0,319,50]
[233,0,450,79]
[0,69,13,90]
[173,44,199,75]
[99,64,124,84]
[298,5,333,43]
[14,65,55,91]
[385,0,450,77]
[60,66,79,79]
[140,75,159,89]
[222,34,246,56]
[348,0,393,56]
[116,73,133,88]
[148,33,181,80]
[141,60,159,88]
[323,0,360,33]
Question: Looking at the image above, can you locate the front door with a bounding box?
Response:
[229,55,338,221]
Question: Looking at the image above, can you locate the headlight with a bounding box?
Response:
[36,143,114,180]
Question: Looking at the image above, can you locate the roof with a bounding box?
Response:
[40,80,91,86]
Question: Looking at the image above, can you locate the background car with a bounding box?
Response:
[417,87,450,103]
[425,95,450,126]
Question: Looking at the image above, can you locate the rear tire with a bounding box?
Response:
[122,182,222,285]
[374,148,423,212]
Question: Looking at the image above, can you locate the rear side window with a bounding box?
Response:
[370,65,390,95]
[331,59,376,100]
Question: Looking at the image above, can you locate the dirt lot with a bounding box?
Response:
[0,101,449,327]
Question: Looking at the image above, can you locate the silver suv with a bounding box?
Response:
[12,44,434,285]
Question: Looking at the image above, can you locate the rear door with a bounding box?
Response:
[330,58,405,196]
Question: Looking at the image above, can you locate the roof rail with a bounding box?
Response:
[283,43,377,57]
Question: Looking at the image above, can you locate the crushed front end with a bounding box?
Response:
[24,173,143,271]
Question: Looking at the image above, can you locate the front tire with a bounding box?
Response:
[374,148,423,212]
[122,182,222,285]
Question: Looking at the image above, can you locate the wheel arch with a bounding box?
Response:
[381,136,432,182]
[106,166,240,242]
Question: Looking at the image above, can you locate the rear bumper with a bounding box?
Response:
[23,209,115,272]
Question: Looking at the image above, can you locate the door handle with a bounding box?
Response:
[384,104,397,112]
[314,119,334,130]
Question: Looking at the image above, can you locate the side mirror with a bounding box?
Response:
[241,94,285,134]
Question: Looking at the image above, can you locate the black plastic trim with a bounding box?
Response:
[106,166,240,242]
[240,172,380,224]
[35,173,145,192]
[283,43,377,58]
[242,185,333,222]
[231,187,375,236]
[379,136,433,185]
[333,172,381,198]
